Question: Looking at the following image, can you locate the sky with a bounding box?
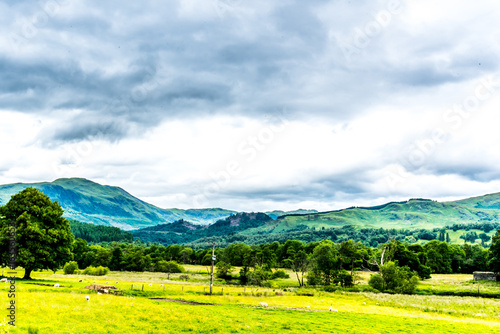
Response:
[1,0,500,212]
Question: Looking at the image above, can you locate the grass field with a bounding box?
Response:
[1,268,499,334]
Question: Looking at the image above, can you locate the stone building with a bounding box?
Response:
[473,272,500,281]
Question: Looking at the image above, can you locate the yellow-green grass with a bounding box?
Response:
[417,274,500,297]
[356,271,500,298]
[1,269,500,333]
[445,229,496,244]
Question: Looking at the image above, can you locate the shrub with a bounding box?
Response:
[336,270,354,288]
[397,275,419,294]
[245,266,272,286]
[179,274,190,281]
[63,261,79,275]
[368,262,419,294]
[305,271,321,286]
[238,266,250,285]
[155,260,185,274]
[368,273,384,291]
[323,286,337,293]
[215,261,233,280]
[271,269,290,279]
[82,266,109,276]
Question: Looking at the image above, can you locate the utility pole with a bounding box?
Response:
[210,243,216,295]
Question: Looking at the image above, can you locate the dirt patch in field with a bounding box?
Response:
[84,284,117,291]
[26,283,61,287]
[150,298,214,305]
[246,306,319,312]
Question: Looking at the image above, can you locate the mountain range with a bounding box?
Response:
[0,178,235,230]
[0,178,314,230]
[1,178,500,234]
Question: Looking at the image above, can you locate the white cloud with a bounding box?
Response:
[1,0,500,212]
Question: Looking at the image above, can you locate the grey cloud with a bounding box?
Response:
[2,0,499,151]
[51,119,129,143]
[416,164,500,184]
[216,169,374,206]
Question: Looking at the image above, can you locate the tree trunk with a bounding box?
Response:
[23,267,33,280]
[295,272,302,287]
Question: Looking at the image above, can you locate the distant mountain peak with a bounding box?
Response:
[0,177,236,230]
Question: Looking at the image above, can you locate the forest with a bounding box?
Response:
[69,220,134,243]
[64,217,500,292]
[132,221,495,248]
[69,229,500,290]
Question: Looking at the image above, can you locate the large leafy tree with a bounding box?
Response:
[339,240,365,276]
[424,240,452,274]
[283,240,309,287]
[307,240,340,285]
[0,188,74,279]
[368,261,419,294]
[488,229,500,272]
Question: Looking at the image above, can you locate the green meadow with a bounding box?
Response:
[1,268,500,334]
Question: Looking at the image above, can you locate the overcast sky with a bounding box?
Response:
[1,0,500,212]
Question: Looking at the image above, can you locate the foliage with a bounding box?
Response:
[69,220,133,243]
[132,212,273,245]
[460,231,478,243]
[155,260,185,275]
[368,273,385,291]
[271,269,290,279]
[390,240,431,279]
[488,229,500,272]
[82,265,109,276]
[282,240,309,287]
[130,210,498,249]
[62,234,496,280]
[369,261,419,294]
[63,261,79,275]
[238,266,250,285]
[478,233,491,243]
[335,269,354,287]
[424,241,453,274]
[0,187,74,279]
[447,222,500,233]
[215,261,233,280]
[307,241,342,286]
[245,265,272,286]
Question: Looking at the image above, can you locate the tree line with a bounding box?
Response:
[177,225,494,249]
[70,234,500,284]
[69,220,133,243]
[1,188,500,287]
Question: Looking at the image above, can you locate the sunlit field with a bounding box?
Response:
[1,268,499,334]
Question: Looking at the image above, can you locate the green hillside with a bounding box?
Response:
[273,198,500,232]
[265,209,318,219]
[157,197,500,246]
[2,177,500,239]
[452,192,500,210]
[0,178,236,230]
[132,212,273,244]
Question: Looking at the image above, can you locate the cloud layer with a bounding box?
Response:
[2,0,500,211]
